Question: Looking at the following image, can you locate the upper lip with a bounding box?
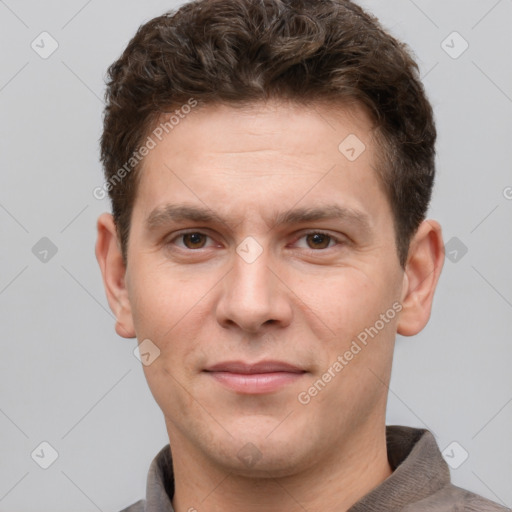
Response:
[204,360,305,374]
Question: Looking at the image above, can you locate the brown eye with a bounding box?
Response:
[305,232,333,249]
[181,232,208,249]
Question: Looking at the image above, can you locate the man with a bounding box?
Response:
[95,0,508,510]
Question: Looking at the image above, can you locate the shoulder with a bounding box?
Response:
[118,498,145,512]
[455,485,510,512]
[403,483,510,511]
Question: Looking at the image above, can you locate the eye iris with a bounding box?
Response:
[307,233,330,249]
[183,233,206,249]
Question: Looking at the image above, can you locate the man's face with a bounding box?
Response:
[123,101,406,475]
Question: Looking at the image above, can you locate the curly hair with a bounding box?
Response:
[100,0,436,268]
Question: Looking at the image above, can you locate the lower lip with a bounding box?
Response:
[206,371,305,394]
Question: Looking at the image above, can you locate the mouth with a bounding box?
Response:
[203,360,306,394]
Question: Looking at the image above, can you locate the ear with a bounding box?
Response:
[95,213,136,338]
[397,219,445,337]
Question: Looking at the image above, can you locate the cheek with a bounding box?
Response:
[128,261,203,335]
[127,270,197,376]
[291,267,400,375]
[292,269,380,332]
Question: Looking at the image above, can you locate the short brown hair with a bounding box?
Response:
[100,0,436,268]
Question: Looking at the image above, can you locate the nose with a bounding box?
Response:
[215,244,293,334]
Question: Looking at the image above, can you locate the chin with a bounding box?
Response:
[209,421,314,477]
[222,447,308,479]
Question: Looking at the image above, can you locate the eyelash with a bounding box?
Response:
[166,230,346,253]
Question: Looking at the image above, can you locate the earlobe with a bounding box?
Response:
[397,220,445,337]
[95,213,136,338]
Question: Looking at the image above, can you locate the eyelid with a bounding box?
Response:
[166,229,346,251]
[290,230,346,250]
[166,229,219,249]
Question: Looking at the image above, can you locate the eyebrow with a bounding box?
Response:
[145,203,372,234]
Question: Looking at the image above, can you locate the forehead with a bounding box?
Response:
[145,100,376,163]
[133,100,389,227]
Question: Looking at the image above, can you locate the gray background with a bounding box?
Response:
[0,0,511,511]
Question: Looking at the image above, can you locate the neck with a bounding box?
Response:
[169,420,392,512]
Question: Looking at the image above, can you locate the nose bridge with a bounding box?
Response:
[216,236,290,332]
[232,238,274,312]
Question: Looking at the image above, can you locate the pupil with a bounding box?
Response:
[309,233,328,248]
[186,233,204,247]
